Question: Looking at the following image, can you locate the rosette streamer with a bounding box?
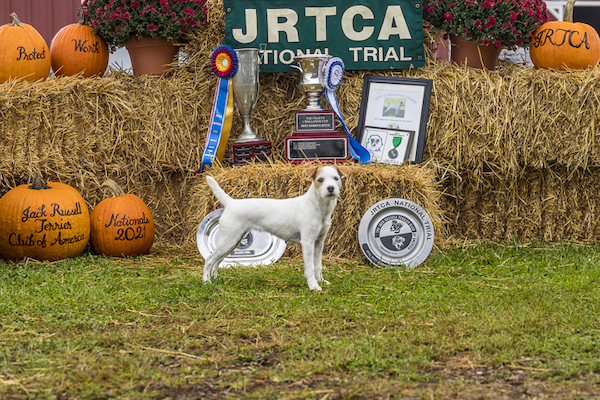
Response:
[322,57,371,164]
[198,46,238,173]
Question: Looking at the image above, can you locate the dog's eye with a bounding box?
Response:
[334,177,339,181]
[317,178,324,183]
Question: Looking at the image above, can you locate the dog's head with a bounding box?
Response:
[306,165,348,198]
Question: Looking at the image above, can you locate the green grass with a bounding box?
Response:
[1,242,600,399]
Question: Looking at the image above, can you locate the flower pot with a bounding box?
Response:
[450,35,502,70]
[125,36,179,76]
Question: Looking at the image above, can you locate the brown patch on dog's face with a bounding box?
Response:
[311,167,325,189]
[305,166,319,180]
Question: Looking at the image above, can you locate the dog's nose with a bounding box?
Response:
[327,186,335,194]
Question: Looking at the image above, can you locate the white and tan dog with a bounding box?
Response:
[203,165,347,291]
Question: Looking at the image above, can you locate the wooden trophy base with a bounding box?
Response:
[232,141,272,166]
[284,109,349,163]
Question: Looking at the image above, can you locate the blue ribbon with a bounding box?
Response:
[198,46,238,174]
[323,58,371,164]
[200,77,231,172]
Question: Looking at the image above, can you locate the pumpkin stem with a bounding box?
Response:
[101,179,126,197]
[9,12,23,27]
[29,173,50,190]
[564,0,576,23]
[77,8,85,25]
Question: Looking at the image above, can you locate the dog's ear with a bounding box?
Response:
[305,166,319,180]
[336,166,348,177]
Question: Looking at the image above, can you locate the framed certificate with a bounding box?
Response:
[356,76,433,164]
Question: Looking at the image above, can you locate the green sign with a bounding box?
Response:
[224,0,425,72]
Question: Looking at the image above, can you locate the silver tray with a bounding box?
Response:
[197,208,287,268]
[358,198,434,268]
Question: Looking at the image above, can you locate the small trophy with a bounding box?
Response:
[231,48,272,166]
[285,54,349,164]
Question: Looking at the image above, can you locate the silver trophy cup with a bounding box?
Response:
[291,54,332,111]
[232,48,261,142]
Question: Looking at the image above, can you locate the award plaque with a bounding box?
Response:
[358,198,434,269]
[197,209,286,268]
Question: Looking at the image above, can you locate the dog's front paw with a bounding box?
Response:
[321,279,330,286]
[309,283,322,291]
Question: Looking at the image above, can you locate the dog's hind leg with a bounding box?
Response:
[203,227,245,283]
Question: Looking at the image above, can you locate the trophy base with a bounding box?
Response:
[284,133,349,164]
[232,141,272,166]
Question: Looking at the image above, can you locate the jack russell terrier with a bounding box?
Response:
[203,165,347,291]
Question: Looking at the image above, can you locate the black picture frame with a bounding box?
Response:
[356,76,433,164]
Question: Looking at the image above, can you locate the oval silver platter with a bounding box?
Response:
[358,198,434,268]
[197,208,287,268]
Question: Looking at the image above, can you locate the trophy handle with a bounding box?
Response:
[258,43,267,65]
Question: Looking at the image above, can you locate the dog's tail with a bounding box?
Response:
[206,176,233,207]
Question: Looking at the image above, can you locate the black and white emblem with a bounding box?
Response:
[358,198,434,268]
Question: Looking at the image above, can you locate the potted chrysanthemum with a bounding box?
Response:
[80,0,208,75]
[423,0,548,69]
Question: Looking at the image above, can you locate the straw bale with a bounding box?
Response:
[442,166,600,242]
[188,162,446,261]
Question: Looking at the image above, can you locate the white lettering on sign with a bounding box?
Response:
[232,5,412,44]
[349,46,412,62]
[378,5,411,40]
[232,9,258,43]
[267,9,299,43]
[341,6,375,41]
[305,6,336,42]
[260,48,330,65]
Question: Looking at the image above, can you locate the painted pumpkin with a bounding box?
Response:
[530,0,600,70]
[0,13,51,83]
[50,13,109,78]
[0,174,90,261]
[90,180,155,257]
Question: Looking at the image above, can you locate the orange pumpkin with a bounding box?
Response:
[0,174,90,261]
[0,13,51,83]
[90,180,155,257]
[530,0,600,70]
[50,13,109,78]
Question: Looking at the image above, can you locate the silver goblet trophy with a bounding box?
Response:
[291,54,332,111]
[231,48,271,165]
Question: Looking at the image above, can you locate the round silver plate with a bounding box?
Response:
[197,208,287,268]
[358,198,435,268]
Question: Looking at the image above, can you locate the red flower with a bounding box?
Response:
[444,11,453,20]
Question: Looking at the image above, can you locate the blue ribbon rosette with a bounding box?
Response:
[321,57,371,164]
[198,45,238,173]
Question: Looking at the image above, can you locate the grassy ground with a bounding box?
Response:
[1,242,600,399]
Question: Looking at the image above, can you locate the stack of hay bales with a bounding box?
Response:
[1,0,600,261]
